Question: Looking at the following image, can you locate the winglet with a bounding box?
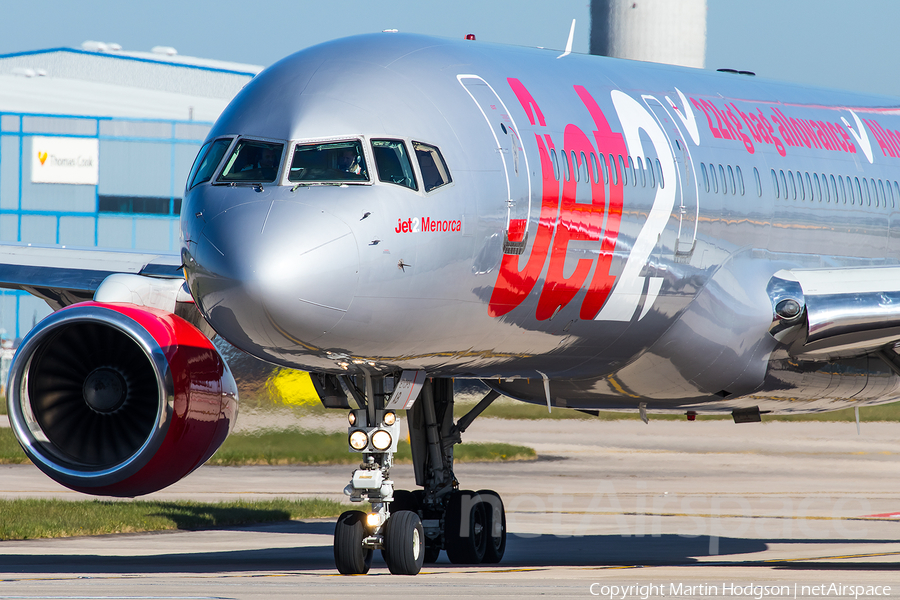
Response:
[557,19,576,59]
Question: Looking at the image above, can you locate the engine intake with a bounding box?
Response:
[7,302,238,497]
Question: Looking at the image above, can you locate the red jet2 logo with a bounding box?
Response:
[488,79,678,323]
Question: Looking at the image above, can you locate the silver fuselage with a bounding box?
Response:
[182,33,900,414]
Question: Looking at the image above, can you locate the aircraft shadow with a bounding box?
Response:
[2,525,899,574]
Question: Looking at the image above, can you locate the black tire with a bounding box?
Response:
[477,489,506,563]
[392,489,440,563]
[382,510,425,575]
[444,490,487,564]
[334,510,372,575]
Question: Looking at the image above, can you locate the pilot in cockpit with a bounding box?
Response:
[337,148,363,176]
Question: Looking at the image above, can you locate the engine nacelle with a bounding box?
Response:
[6,301,238,497]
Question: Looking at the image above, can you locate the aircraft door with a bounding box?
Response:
[643,96,698,257]
[458,75,532,255]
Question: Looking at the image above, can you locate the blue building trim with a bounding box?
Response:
[0,47,259,77]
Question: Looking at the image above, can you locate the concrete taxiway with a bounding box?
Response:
[2,417,900,598]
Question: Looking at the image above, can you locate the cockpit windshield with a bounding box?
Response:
[289,140,369,183]
[218,139,284,183]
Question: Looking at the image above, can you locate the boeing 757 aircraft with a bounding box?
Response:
[4,32,900,575]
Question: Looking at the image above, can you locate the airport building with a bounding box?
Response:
[0,43,261,341]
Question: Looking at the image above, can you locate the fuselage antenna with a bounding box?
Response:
[557,19,576,59]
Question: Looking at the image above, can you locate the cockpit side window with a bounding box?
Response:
[218,139,284,183]
[188,137,232,190]
[372,139,417,191]
[289,140,369,183]
[413,141,452,192]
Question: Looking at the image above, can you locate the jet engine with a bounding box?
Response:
[6,301,238,497]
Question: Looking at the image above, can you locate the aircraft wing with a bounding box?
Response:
[0,243,182,310]
[771,266,900,362]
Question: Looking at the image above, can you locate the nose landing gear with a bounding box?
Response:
[330,374,505,575]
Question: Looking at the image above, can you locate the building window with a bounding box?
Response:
[99,195,181,215]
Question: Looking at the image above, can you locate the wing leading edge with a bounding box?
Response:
[0,243,182,310]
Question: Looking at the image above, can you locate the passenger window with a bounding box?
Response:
[219,139,284,183]
[728,165,736,195]
[288,139,368,183]
[813,173,822,202]
[855,177,863,207]
[894,181,899,208]
[561,151,570,182]
[870,178,878,207]
[637,157,646,187]
[619,155,628,186]
[372,139,417,190]
[788,171,796,200]
[188,137,232,190]
[628,156,636,186]
[413,142,452,192]
[656,159,664,189]
[849,177,856,205]
[710,163,719,193]
[647,157,656,188]
[590,153,599,184]
[878,179,886,208]
[550,149,560,181]
[829,174,837,203]
[771,169,779,199]
[779,170,788,199]
[839,176,847,204]
[702,163,710,193]
[716,164,725,194]
[805,172,813,202]
[735,166,745,196]
[608,154,617,185]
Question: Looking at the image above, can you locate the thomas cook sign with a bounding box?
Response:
[31,137,98,185]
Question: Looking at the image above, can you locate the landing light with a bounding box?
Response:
[366,511,383,528]
[383,411,396,426]
[371,430,392,451]
[348,411,357,426]
[349,430,368,451]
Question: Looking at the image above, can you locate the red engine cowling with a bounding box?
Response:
[6,301,238,497]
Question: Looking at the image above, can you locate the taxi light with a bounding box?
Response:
[349,430,368,450]
[371,429,392,451]
[348,411,357,426]
[366,512,382,528]
[383,411,396,426]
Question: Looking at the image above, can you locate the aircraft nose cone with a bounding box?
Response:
[188,200,359,351]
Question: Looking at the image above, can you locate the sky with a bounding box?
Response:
[0,0,898,97]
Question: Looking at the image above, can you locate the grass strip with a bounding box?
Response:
[0,428,535,465]
[0,427,27,464]
[0,497,346,541]
[208,430,535,466]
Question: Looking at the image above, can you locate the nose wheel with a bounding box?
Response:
[334,510,373,575]
[382,510,425,575]
[328,374,505,575]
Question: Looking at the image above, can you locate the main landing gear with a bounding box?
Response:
[329,374,506,575]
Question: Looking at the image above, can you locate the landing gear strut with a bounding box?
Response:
[329,374,505,575]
